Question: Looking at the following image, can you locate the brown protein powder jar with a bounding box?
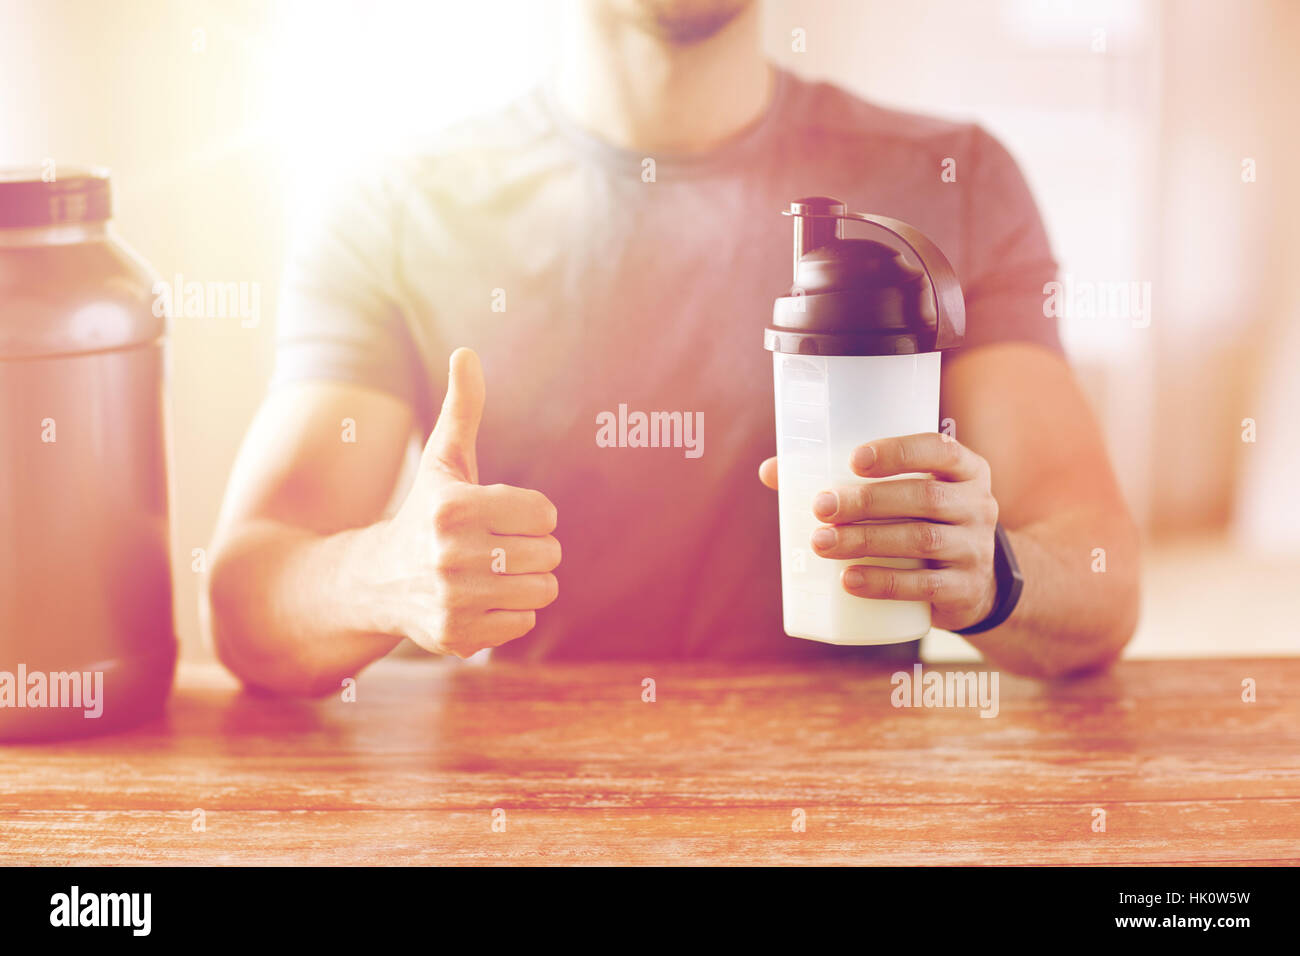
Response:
[0,167,177,740]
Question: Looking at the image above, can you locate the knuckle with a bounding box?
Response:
[431,548,459,579]
[431,494,469,531]
[536,572,559,607]
[436,619,475,657]
[917,522,945,554]
[513,610,538,639]
[853,482,874,516]
[487,611,536,648]
[836,524,859,553]
[921,573,945,599]
[922,480,949,513]
[984,495,1000,526]
[534,492,559,531]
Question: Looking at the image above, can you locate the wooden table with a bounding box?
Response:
[2,657,1297,865]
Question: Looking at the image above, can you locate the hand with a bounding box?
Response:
[758,433,1000,632]
[374,348,560,657]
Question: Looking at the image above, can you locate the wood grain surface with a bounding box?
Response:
[2,657,1297,865]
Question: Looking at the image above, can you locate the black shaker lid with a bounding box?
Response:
[765,196,964,356]
[0,167,112,228]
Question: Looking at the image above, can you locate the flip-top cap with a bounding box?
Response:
[766,197,965,356]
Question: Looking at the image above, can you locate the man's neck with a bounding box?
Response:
[552,2,772,155]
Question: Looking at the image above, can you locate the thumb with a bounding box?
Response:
[421,347,485,484]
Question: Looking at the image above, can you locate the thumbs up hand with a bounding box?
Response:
[375,348,560,658]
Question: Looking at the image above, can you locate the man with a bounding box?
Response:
[206,0,1139,695]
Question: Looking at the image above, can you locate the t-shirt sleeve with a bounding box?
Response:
[957,126,1062,355]
[268,169,423,407]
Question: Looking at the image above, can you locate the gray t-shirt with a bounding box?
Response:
[271,66,1061,661]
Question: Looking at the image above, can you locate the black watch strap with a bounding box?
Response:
[956,522,1023,635]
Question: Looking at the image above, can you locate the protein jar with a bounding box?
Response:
[0,167,176,740]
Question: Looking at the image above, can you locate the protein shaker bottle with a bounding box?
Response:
[0,168,177,739]
[764,196,965,645]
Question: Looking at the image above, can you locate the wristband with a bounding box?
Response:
[956,522,1023,635]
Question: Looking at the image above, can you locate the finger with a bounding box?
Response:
[479,609,537,648]
[483,534,562,574]
[813,477,982,524]
[471,484,558,536]
[420,347,485,484]
[850,433,986,482]
[811,520,976,562]
[841,564,970,605]
[483,571,559,611]
[758,456,778,490]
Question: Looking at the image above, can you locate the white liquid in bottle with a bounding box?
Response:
[773,351,942,645]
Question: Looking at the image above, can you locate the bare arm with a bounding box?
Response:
[937,342,1139,677]
[204,381,413,696]
[206,349,560,697]
[760,342,1139,679]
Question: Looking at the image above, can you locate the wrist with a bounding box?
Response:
[956,522,1024,635]
[965,567,1000,631]
[330,519,406,637]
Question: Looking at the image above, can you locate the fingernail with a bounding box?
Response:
[852,445,877,471]
[814,491,838,517]
[844,567,866,589]
[811,527,836,549]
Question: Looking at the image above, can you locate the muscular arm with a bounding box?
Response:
[204,382,414,697]
[939,342,1140,677]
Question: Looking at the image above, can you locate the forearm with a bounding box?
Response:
[962,507,1140,679]
[206,519,403,697]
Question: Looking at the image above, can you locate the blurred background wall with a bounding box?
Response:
[3,0,1297,660]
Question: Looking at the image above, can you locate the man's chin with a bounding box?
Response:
[618,0,754,45]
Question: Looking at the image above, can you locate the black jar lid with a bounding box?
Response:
[0,166,112,228]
